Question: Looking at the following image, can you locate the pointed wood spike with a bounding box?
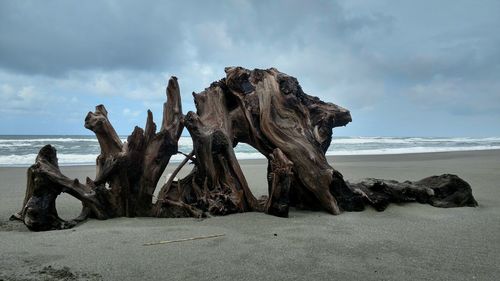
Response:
[161,76,183,139]
[144,109,156,143]
[95,104,108,116]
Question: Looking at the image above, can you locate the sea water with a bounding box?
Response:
[1,135,499,166]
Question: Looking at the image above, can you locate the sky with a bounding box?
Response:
[0,0,499,137]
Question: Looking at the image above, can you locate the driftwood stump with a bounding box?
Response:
[11,77,185,230]
[11,67,477,231]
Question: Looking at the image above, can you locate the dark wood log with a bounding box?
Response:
[11,67,478,231]
[348,174,478,211]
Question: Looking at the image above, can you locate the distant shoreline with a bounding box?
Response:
[1,149,498,168]
[2,135,499,167]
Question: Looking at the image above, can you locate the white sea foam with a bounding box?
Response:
[0,154,98,166]
[178,137,194,146]
[0,143,34,147]
[331,136,500,144]
[331,137,411,144]
[403,137,500,143]
[326,145,500,156]
[1,136,499,166]
[0,138,98,143]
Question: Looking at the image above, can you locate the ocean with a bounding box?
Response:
[0,135,499,167]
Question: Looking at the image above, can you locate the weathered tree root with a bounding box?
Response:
[11,77,186,230]
[348,174,478,211]
[10,145,110,231]
[11,67,478,231]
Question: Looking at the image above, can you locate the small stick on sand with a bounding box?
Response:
[143,234,225,246]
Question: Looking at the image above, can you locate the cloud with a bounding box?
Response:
[0,1,188,76]
[0,1,392,77]
[122,108,141,118]
[0,80,76,115]
[0,0,499,136]
[409,77,500,116]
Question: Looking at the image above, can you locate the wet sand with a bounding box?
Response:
[1,150,499,280]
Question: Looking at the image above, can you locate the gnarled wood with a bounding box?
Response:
[11,67,478,231]
[223,67,353,214]
[12,77,184,230]
[154,82,260,217]
[348,174,478,211]
[10,145,109,231]
[265,148,293,217]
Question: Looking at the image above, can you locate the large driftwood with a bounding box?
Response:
[223,67,360,215]
[11,77,185,230]
[11,67,477,231]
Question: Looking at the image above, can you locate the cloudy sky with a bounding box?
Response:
[1,0,499,136]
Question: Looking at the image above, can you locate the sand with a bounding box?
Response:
[1,150,499,280]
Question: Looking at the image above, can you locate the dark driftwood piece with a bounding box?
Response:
[11,67,477,231]
[265,148,293,217]
[348,174,478,211]
[11,77,185,230]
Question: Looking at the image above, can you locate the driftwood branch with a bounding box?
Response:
[143,234,225,246]
[348,174,478,211]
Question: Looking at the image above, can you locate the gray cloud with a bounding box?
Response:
[0,0,499,135]
[0,1,391,76]
[0,1,186,75]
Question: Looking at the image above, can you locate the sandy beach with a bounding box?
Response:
[1,150,499,280]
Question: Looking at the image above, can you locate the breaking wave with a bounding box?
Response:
[0,135,499,166]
